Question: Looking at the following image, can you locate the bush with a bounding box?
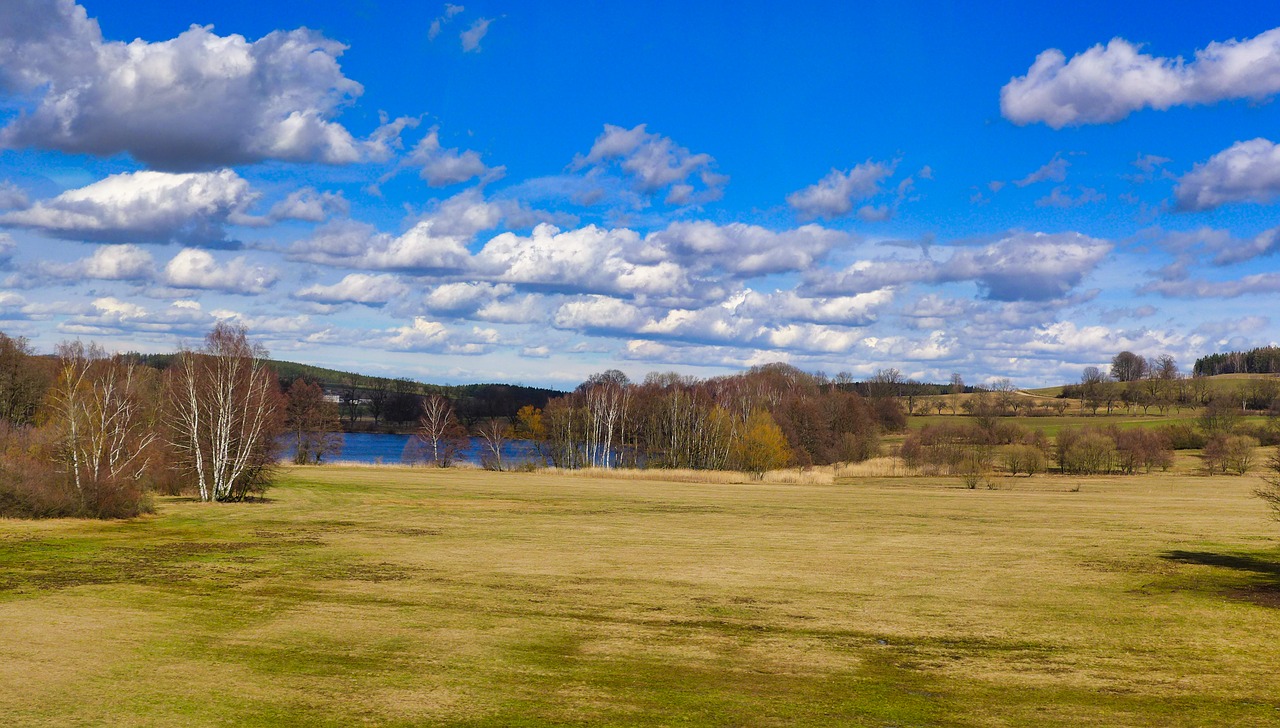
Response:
[1158,423,1206,450]
[1203,434,1259,475]
[1057,428,1116,474]
[1004,444,1045,476]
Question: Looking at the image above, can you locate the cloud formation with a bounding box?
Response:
[0,0,383,169]
[406,128,502,187]
[163,248,278,294]
[1002,28,1280,127]
[786,160,895,219]
[1175,138,1280,211]
[811,232,1111,302]
[573,124,727,206]
[0,169,255,245]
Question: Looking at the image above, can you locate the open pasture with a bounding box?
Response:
[2,466,1279,726]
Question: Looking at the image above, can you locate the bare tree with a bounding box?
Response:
[476,418,510,471]
[0,332,50,426]
[166,323,284,502]
[415,394,467,467]
[285,379,342,464]
[49,342,157,511]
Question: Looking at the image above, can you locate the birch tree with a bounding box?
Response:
[166,323,283,502]
[415,394,466,467]
[48,342,157,514]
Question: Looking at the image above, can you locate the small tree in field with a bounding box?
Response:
[414,394,467,467]
[166,323,284,502]
[285,379,342,464]
[733,409,791,479]
[477,418,510,471]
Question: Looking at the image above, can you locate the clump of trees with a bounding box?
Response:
[522,363,891,475]
[1054,426,1173,475]
[0,324,290,518]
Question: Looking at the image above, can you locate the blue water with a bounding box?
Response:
[283,432,544,466]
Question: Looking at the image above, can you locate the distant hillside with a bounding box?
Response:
[122,352,564,425]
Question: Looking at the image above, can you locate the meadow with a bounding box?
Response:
[2,465,1279,726]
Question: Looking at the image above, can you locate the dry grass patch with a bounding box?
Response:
[1,465,1279,725]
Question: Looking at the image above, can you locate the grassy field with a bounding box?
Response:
[3,466,1280,726]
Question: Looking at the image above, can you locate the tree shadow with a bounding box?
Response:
[1160,550,1280,580]
[1160,550,1280,608]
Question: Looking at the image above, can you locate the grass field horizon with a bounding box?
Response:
[3,464,1280,726]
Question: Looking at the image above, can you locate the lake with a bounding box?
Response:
[282,432,544,466]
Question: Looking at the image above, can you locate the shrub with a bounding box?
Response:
[1004,444,1045,476]
[1203,434,1259,475]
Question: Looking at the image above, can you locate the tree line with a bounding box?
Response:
[1193,346,1280,377]
[489,364,903,476]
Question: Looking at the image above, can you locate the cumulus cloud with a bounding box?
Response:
[786,160,895,219]
[648,221,849,277]
[1174,138,1280,211]
[42,244,155,280]
[421,281,514,315]
[163,248,277,294]
[406,128,502,187]
[59,296,211,336]
[381,316,490,354]
[267,188,349,223]
[0,1,398,169]
[572,124,727,206]
[293,273,408,306]
[0,169,255,245]
[428,4,464,41]
[1002,28,1280,128]
[287,188,503,271]
[477,223,709,301]
[460,18,494,53]
[811,231,1111,301]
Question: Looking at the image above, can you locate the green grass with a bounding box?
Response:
[2,466,1280,726]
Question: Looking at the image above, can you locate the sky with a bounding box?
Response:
[2,1,1280,389]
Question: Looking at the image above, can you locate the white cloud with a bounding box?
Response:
[573,124,727,205]
[1002,28,1280,127]
[382,316,491,354]
[163,248,278,294]
[786,160,894,219]
[553,295,648,332]
[43,244,155,280]
[649,221,849,276]
[421,281,514,314]
[407,128,501,187]
[1175,138,1280,211]
[0,1,387,169]
[60,296,212,336]
[460,18,493,53]
[477,223,706,301]
[0,169,255,245]
[811,231,1111,302]
[267,188,349,222]
[294,273,407,306]
[288,189,502,272]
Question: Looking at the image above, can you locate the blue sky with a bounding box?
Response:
[3,1,1280,388]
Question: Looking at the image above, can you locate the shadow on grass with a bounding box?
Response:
[1161,550,1280,579]
[1160,550,1280,608]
